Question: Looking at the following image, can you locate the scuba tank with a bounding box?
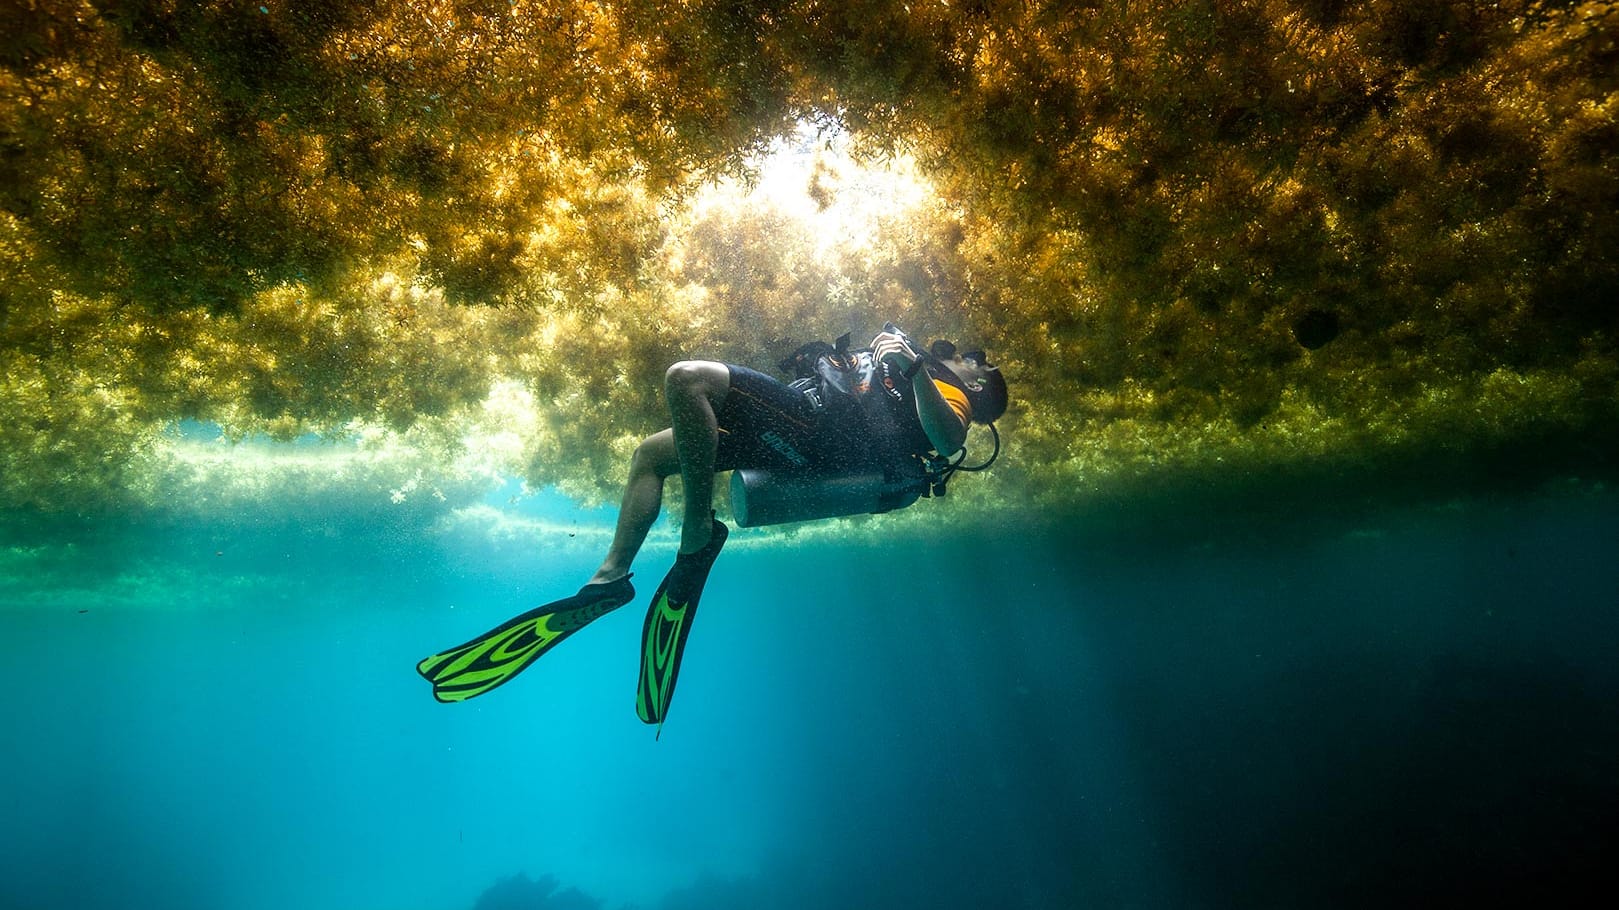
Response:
[730,423,1000,528]
[730,460,930,528]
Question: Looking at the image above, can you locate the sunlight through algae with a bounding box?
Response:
[687,123,936,262]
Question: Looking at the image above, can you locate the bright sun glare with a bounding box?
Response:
[690,122,933,257]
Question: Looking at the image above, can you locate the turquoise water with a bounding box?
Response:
[4,486,1617,909]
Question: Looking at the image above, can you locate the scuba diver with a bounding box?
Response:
[417,324,1009,730]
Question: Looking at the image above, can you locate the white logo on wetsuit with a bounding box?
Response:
[760,430,809,466]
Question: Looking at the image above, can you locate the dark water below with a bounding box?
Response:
[3,486,1616,910]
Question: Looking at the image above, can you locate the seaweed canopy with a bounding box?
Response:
[1,0,1615,527]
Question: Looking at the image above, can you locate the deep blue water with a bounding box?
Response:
[4,486,1617,910]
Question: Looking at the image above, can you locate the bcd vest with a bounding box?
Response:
[778,333,966,470]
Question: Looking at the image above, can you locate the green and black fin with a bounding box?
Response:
[636,516,729,733]
[417,575,634,703]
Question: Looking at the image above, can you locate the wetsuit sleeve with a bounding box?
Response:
[934,380,973,427]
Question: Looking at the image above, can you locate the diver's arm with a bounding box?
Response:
[909,369,968,455]
[872,332,968,455]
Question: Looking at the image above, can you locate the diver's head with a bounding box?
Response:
[930,339,1009,424]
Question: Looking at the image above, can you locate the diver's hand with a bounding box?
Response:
[871,331,919,372]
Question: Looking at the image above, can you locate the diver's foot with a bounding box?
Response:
[677,528,710,556]
[678,511,720,556]
[570,574,635,612]
[668,518,728,602]
[584,566,631,587]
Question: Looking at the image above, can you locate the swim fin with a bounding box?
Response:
[636,516,729,731]
[417,575,635,703]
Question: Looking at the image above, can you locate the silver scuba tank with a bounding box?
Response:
[730,462,930,528]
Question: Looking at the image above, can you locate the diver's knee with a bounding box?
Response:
[664,360,727,399]
[629,436,660,472]
[664,360,703,392]
[630,430,679,478]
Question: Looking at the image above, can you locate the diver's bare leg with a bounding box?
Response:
[585,361,730,582]
[662,361,731,554]
[588,429,679,585]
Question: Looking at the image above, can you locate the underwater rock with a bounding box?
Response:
[471,872,600,910]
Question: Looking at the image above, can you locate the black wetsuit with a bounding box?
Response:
[712,359,962,474]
